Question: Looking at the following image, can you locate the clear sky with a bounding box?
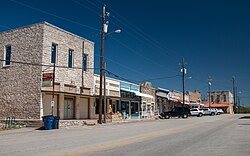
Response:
[0,0,250,106]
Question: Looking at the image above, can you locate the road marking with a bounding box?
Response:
[53,122,207,156]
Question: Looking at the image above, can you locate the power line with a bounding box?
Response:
[10,0,100,31]
[142,75,180,82]
[0,59,98,70]
[70,0,101,16]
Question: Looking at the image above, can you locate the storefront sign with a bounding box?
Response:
[43,73,53,79]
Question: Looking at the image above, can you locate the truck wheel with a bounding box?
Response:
[165,115,170,119]
[211,112,215,116]
[182,114,188,118]
[198,113,203,117]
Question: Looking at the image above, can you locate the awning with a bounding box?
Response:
[134,91,154,99]
[120,88,153,99]
[189,103,205,106]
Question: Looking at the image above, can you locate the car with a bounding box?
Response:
[217,108,224,115]
[199,108,211,116]
[190,108,204,117]
[199,108,216,116]
[160,107,191,119]
[210,108,218,115]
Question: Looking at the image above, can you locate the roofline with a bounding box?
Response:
[0,21,94,44]
[43,22,94,44]
[94,74,121,83]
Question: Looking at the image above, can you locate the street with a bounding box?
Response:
[0,114,250,156]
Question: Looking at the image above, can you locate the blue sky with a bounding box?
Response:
[1,0,250,106]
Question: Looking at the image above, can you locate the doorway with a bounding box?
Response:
[64,98,75,119]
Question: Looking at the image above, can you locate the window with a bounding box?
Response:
[83,54,87,71]
[68,49,73,68]
[223,95,227,102]
[211,95,214,102]
[216,95,220,103]
[51,43,57,64]
[4,45,11,65]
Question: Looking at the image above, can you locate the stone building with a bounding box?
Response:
[0,22,96,120]
[140,82,155,118]
[155,88,170,114]
[187,91,202,108]
[205,90,234,114]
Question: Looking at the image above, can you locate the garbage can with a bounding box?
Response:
[42,115,54,130]
[121,111,126,119]
[53,116,60,129]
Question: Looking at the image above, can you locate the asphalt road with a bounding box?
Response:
[0,114,249,156]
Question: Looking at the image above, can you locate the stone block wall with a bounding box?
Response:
[0,23,44,119]
[42,23,94,94]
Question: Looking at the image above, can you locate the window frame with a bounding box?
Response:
[83,53,88,72]
[68,48,74,68]
[51,43,58,64]
[4,45,11,66]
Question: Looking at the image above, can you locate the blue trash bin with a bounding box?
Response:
[53,116,60,129]
[121,111,126,119]
[42,115,54,130]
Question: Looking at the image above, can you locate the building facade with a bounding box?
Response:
[155,88,170,114]
[140,82,155,118]
[205,90,234,114]
[0,22,96,120]
[93,74,121,119]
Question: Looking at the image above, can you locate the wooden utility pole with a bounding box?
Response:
[98,4,106,124]
[182,58,185,106]
[103,62,107,123]
[52,63,55,115]
[208,76,212,109]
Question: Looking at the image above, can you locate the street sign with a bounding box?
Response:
[51,101,54,107]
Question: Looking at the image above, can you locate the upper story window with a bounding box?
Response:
[4,45,11,66]
[51,43,57,64]
[211,95,214,102]
[223,95,227,102]
[216,95,220,103]
[68,49,74,68]
[83,54,87,71]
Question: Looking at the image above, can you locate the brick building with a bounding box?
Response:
[0,22,96,120]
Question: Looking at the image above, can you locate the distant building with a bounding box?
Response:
[205,90,234,114]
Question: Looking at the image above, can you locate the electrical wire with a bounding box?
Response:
[10,0,100,31]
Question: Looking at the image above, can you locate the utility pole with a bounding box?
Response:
[208,76,212,109]
[236,87,238,114]
[103,62,107,123]
[232,77,236,113]
[52,63,55,116]
[98,4,106,124]
[181,58,185,106]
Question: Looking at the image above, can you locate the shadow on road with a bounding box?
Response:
[239,116,250,119]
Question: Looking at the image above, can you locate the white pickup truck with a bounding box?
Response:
[190,108,204,117]
[199,108,216,116]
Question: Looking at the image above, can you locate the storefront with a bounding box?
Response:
[120,81,141,119]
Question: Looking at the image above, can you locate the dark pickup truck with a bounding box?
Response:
[160,107,191,119]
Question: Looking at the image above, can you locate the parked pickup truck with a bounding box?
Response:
[190,108,204,117]
[199,108,216,116]
[160,107,191,119]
